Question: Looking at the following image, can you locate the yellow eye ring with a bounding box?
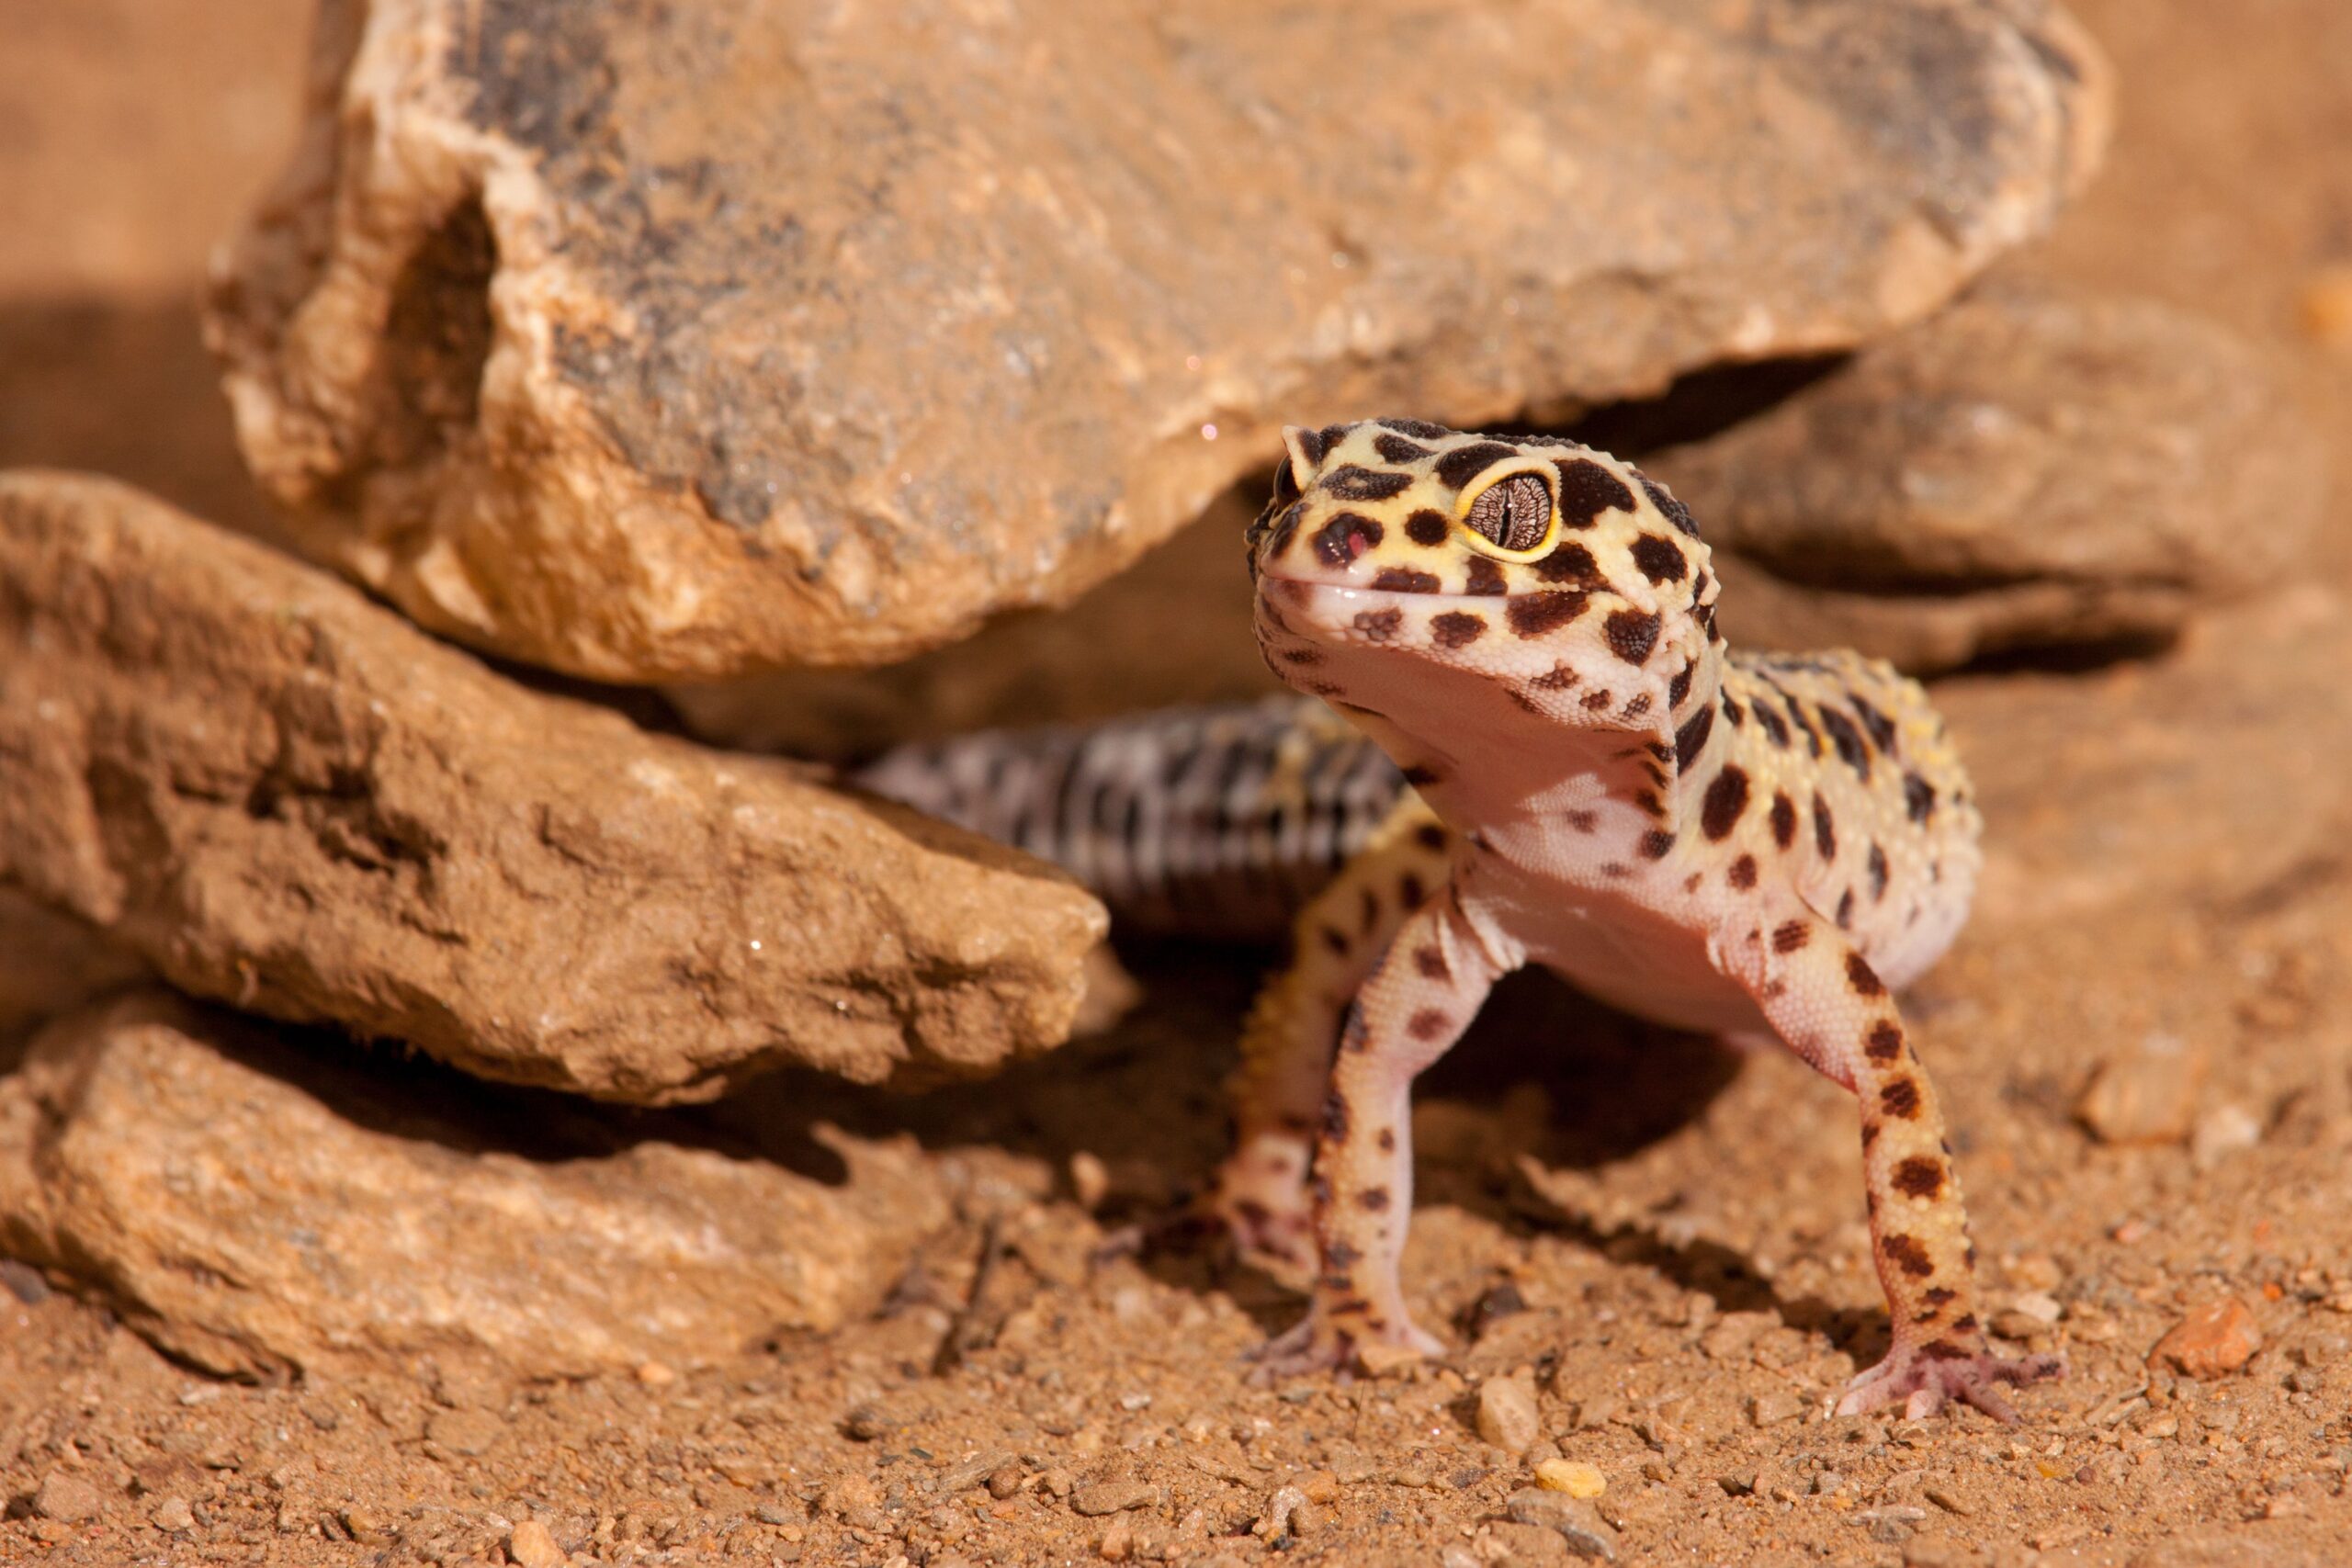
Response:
[1455,466,1560,560]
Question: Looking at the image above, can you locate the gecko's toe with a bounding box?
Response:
[1245,1313,1447,1382]
[1836,1345,2066,1423]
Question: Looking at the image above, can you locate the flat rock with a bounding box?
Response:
[208,0,2108,680]
[1654,286,2327,670]
[0,992,952,1380]
[0,473,1103,1100]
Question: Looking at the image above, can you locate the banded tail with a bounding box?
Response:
[854,697,1408,942]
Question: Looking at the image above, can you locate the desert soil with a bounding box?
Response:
[3,4,2350,1566]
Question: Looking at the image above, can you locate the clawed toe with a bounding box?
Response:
[1836,1346,2066,1423]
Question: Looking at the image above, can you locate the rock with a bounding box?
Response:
[0,473,1104,1100]
[1749,1391,1805,1427]
[0,890,144,1046]
[0,992,956,1381]
[150,1495,197,1534]
[2189,1104,2263,1169]
[1505,1488,1619,1561]
[1477,1373,1544,1455]
[1533,1460,1606,1499]
[507,1518,566,1568]
[2074,1035,2206,1145]
[1069,1478,1159,1517]
[2149,1300,2263,1380]
[1655,287,2326,671]
[209,0,2107,682]
[32,1471,104,1524]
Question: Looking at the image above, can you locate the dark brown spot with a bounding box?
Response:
[1865,1021,1905,1062]
[1323,465,1412,502]
[1373,434,1430,464]
[1813,795,1838,860]
[1621,694,1653,718]
[1320,1090,1351,1142]
[1554,457,1636,527]
[1881,1233,1936,1278]
[1400,764,1441,787]
[1950,1314,1979,1334]
[1413,945,1450,981]
[1880,1077,1922,1119]
[1769,792,1797,850]
[1637,474,1701,537]
[1403,507,1451,547]
[1435,441,1522,492]
[1701,765,1750,840]
[1358,1187,1392,1212]
[1904,773,1936,825]
[1861,1122,1879,1149]
[1639,829,1676,860]
[1918,1340,1972,1362]
[1846,952,1886,997]
[1868,842,1890,901]
[1835,888,1855,929]
[1376,1128,1396,1152]
[1506,591,1589,637]
[1771,919,1809,953]
[1673,703,1715,770]
[1565,809,1600,833]
[1321,926,1351,956]
[1893,1156,1944,1199]
[1683,872,1702,893]
[1667,660,1695,710]
[1381,418,1451,439]
[1854,697,1899,753]
[1398,873,1427,909]
[1292,425,1332,465]
[1370,567,1442,593]
[1600,862,1631,879]
[1727,853,1758,890]
[1414,823,1449,852]
[1358,886,1381,934]
[1817,705,1872,779]
[1407,1009,1451,1042]
[1532,662,1579,690]
[1631,534,1689,584]
[1532,540,1600,584]
[1279,647,1321,666]
[1752,699,1790,749]
[1351,606,1403,642]
[1581,690,1612,710]
[1924,1287,1957,1306]
[1462,555,1509,596]
[1430,612,1487,649]
[1604,609,1662,665]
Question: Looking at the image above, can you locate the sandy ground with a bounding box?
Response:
[3,3,2351,1566]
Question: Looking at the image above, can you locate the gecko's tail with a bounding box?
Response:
[853,696,1405,942]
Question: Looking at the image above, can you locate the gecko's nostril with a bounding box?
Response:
[1312,512,1385,569]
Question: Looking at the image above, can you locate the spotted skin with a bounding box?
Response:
[859,419,2059,1421]
[1236,420,2058,1419]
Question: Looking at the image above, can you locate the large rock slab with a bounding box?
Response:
[208,0,2109,680]
[1655,285,2327,670]
[0,892,144,1046]
[0,992,952,1380]
[0,473,1104,1100]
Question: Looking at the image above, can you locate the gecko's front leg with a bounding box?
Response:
[1250,886,1515,1378]
[1731,911,2064,1420]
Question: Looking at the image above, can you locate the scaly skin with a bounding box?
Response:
[1221,420,2060,1419]
[858,418,2064,1421]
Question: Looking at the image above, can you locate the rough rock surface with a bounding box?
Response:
[208,0,2109,680]
[0,473,1104,1100]
[0,992,952,1380]
[1656,285,2328,671]
[0,892,143,1045]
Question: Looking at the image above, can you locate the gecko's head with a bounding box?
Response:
[1246,419,1722,735]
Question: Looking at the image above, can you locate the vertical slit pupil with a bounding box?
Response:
[1466,474,1552,552]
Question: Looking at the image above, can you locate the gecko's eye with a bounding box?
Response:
[1463,472,1554,555]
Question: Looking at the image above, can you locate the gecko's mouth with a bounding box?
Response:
[1256,574,1603,647]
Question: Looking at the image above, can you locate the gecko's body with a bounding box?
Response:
[864,421,2061,1420]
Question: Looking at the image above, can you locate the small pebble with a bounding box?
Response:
[508,1518,567,1568]
[1476,1374,1543,1455]
[2150,1299,2262,1379]
[1750,1391,1804,1427]
[1069,1151,1110,1209]
[33,1472,102,1524]
[842,1404,891,1441]
[1070,1478,1158,1517]
[1505,1487,1619,1560]
[151,1495,197,1533]
[1534,1459,1605,1498]
[2189,1104,2262,1168]
[634,1360,676,1387]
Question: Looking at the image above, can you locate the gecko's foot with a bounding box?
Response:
[1245,1311,1447,1382]
[1835,1343,2066,1422]
[1091,1185,1317,1285]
